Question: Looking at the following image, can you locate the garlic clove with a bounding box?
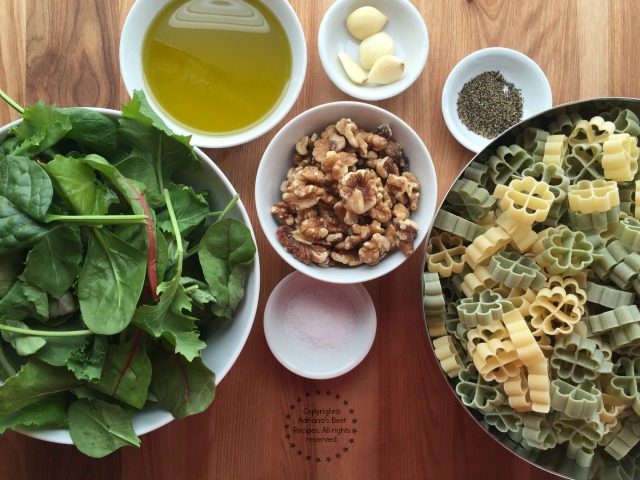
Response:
[368,55,405,85]
[358,31,394,70]
[337,51,368,85]
[346,6,388,41]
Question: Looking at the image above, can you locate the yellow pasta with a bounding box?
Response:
[542,134,568,167]
[602,133,640,182]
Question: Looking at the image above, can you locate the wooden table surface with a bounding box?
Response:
[1,1,639,479]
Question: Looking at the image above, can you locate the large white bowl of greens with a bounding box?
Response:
[0,91,259,457]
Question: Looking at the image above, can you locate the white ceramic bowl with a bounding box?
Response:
[0,108,260,444]
[264,272,376,379]
[255,101,438,284]
[442,47,553,153]
[318,0,428,101]
[119,0,306,148]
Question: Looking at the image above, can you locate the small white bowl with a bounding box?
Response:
[318,0,428,101]
[442,47,553,152]
[255,101,438,284]
[264,272,376,379]
[119,0,306,148]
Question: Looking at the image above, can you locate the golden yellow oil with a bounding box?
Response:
[142,0,292,135]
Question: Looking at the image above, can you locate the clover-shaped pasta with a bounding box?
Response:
[553,411,605,452]
[494,176,555,225]
[568,116,616,147]
[530,286,584,336]
[521,413,558,451]
[550,379,601,420]
[603,417,640,460]
[523,127,549,162]
[433,334,465,378]
[567,179,620,214]
[602,107,640,136]
[563,143,605,183]
[426,230,466,278]
[604,357,640,415]
[602,133,640,182]
[615,216,640,251]
[464,226,511,269]
[457,290,512,327]
[466,320,509,356]
[535,225,597,276]
[487,145,535,190]
[473,338,523,383]
[549,112,583,136]
[433,209,487,242]
[446,178,496,223]
[456,363,505,413]
[542,134,569,167]
[488,251,546,290]
[550,333,612,384]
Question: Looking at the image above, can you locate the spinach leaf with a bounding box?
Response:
[0,320,46,356]
[0,279,47,324]
[68,398,140,458]
[10,100,72,158]
[0,357,83,415]
[150,349,215,419]
[89,331,151,409]
[132,276,205,362]
[157,184,209,235]
[0,136,20,161]
[60,108,117,157]
[66,335,108,382]
[0,253,24,298]
[0,393,68,434]
[22,226,83,299]
[0,155,52,254]
[77,228,147,335]
[117,92,198,194]
[198,218,256,319]
[43,155,111,216]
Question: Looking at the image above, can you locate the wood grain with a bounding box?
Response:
[1,1,639,479]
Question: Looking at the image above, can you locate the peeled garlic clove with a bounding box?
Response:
[337,51,368,85]
[346,6,388,40]
[368,55,405,85]
[359,31,394,70]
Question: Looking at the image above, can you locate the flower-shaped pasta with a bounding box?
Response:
[488,251,546,290]
[605,357,640,414]
[567,179,619,214]
[493,176,555,225]
[473,338,523,383]
[487,145,535,190]
[466,320,510,356]
[483,404,523,434]
[567,116,616,147]
[456,363,505,413]
[425,230,466,278]
[521,413,558,450]
[553,411,605,451]
[457,289,512,327]
[535,225,597,276]
[446,178,496,223]
[602,133,640,182]
[530,286,584,336]
[602,107,640,136]
[550,379,601,419]
[563,143,605,183]
[550,333,612,384]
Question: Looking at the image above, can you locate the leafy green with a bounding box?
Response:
[22,226,83,298]
[90,331,151,409]
[77,228,147,335]
[10,100,72,158]
[198,218,256,319]
[68,398,140,458]
[0,155,52,253]
[0,358,83,415]
[0,91,256,457]
[0,393,68,434]
[150,350,215,419]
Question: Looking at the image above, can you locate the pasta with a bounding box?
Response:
[424,108,640,470]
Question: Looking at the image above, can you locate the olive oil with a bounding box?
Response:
[142,0,292,135]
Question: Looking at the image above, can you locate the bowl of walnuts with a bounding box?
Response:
[255,101,437,284]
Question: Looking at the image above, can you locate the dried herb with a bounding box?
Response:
[457,70,523,139]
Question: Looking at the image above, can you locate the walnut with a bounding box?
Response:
[394,218,419,256]
[271,201,295,226]
[365,156,399,179]
[321,150,357,181]
[282,166,326,210]
[336,221,383,251]
[339,170,377,214]
[271,118,420,269]
[363,132,389,151]
[331,251,363,266]
[300,216,344,244]
[359,233,392,265]
[276,226,329,265]
[386,172,420,210]
[336,118,368,156]
[334,200,359,226]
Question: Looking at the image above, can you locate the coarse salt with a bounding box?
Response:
[283,285,356,359]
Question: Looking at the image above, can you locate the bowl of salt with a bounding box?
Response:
[264,272,376,379]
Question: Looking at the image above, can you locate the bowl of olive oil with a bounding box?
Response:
[120,0,306,148]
